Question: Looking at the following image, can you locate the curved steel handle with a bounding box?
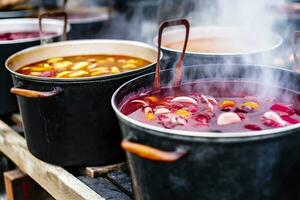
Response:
[292,31,300,70]
[11,87,62,98]
[121,140,187,162]
[39,11,68,42]
[154,19,190,90]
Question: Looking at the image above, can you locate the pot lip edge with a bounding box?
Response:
[5,39,162,82]
[0,18,71,45]
[153,26,283,56]
[111,64,300,139]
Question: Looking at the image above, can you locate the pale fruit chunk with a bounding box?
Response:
[56,71,72,78]
[30,72,42,76]
[263,111,288,126]
[53,61,73,71]
[106,57,115,62]
[171,96,197,105]
[155,108,171,115]
[29,65,52,72]
[69,70,89,78]
[72,61,89,70]
[111,66,121,74]
[87,63,98,70]
[217,112,241,125]
[122,63,136,70]
[89,67,109,73]
[47,57,63,63]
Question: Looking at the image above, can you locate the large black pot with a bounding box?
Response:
[0,18,69,115]
[112,64,300,200]
[6,40,159,166]
[155,27,283,69]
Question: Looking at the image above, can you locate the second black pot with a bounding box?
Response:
[112,64,300,200]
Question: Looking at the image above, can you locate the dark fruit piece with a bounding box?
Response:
[244,124,262,131]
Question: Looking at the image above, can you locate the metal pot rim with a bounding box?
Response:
[0,18,71,45]
[67,7,115,24]
[154,26,283,56]
[111,64,300,139]
[5,39,161,82]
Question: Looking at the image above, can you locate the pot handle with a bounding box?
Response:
[154,19,190,90]
[11,87,62,98]
[292,31,300,70]
[121,140,187,162]
[39,11,68,43]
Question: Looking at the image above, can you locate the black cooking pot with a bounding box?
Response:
[155,26,283,69]
[6,40,159,166]
[0,18,70,115]
[66,6,115,39]
[112,64,300,200]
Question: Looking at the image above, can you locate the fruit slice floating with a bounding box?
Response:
[217,112,241,125]
[263,111,288,126]
[270,104,295,115]
[171,96,197,105]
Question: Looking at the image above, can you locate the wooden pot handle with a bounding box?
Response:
[11,87,62,98]
[121,140,187,162]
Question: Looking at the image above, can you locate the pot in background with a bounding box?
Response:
[0,18,70,115]
[0,3,37,19]
[112,64,300,200]
[6,40,159,166]
[155,26,282,69]
[67,7,114,39]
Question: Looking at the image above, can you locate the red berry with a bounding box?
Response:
[271,104,295,115]
[244,124,262,131]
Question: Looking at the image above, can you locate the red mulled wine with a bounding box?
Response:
[120,81,300,133]
[0,31,55,41]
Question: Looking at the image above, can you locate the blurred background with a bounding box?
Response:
[0,0,298,58]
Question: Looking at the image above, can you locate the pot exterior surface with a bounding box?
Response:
[120,121,300,200]
[0,18,69,115]
[12,65,154,166]
[0,41,42,115]
[161,49,276,70]
[113,65,300,200]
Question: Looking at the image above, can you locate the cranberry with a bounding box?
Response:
[244,124,262,131]
[193,112,210,124]
[281,116,300,124]
[270,104,295,115]
[237,112,246,120]
[187,105,198,113]
[262,117,281,128]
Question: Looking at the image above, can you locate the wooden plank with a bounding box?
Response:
[4,169,27,200]
[82,163,127,178]
[0,120,104,200]
[4,169,54,200]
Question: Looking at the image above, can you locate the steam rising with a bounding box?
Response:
[67,1,295,102]
[115,0,295,103]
